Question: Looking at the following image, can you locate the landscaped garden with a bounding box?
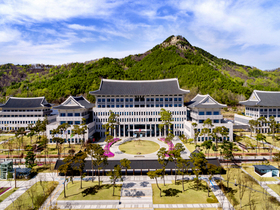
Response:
[57,181,122,200]
[6,181,58,210]
[220,167,280,209]
[152,180,217,204]
[119,140,160,155]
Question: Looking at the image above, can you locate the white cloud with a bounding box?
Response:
[0,0,124,24]
[0,28,21,43]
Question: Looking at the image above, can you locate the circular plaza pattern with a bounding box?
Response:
[118,140,160,155]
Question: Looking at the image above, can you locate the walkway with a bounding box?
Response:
[108,137,174,160]
[0,172,59,209]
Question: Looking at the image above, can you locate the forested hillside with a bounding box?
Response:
[1,35,280,106]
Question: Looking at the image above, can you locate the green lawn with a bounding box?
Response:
[243,167,278,181]
[184,143,224,157]
[57,181,122,200]
[0,188,19,203]
[220,168,279,210]
[152,180,217,204]
[6,181,58,210]
[0,187,9,194]
[267,184,280,196]
[119,140,160,155]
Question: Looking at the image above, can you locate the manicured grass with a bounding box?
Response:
[152,180,217,204]
[6,181,58,210]
[57,181,122,200]
[46,144,83,155]
[220,168,279,210]
[184,143,224,156]
[267,184,280,196]
[119,140,160,155]
[243,167,277,181]
[0,188,19,203]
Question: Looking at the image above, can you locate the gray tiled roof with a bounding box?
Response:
[54,158,221,170]
[240,90,280,106]
[0,97,51,108]
[53,96,94,110]
[254,165,278,170]
[89,78,189,95]
[186,94,226,108]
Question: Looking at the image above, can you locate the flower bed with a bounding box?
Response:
[104,138,120,157]
[0,187,11,196]
[159,138,175,157]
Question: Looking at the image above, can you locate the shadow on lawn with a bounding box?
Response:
[163,188,182,197]
[81,184,113,197]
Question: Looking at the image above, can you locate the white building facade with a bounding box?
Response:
[234,90,280,133]
[46,96,95,144]
[0,97,56,131]
[90,79,189,138]
[184,94,233,141]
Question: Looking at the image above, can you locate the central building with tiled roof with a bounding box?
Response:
[90,78,189,138]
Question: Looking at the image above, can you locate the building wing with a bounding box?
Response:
[240,90,280,106]
[0,97,51,108]
[53,96,94,110]
[186,94,226,108]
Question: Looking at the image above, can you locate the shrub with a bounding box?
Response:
[207,195,218,203]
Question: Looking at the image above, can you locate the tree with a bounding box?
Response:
[256,133,266,154]
[72,124,82,145]
[87,143,108,185]
[157,147,169,186]
[52,137,64,158]
[212,126,222,147]
[269,116,277,139]
[58,155,73,198]
[200,128,209,142]
[27,124,35,144]
[201,140,213,158]
[207,163,219,197]
[159,108,173,137]
[107,158,131,196]
[168,143,185,184]
[273,152,280,168]
[73,151,87,189]
[25,145,36,168]
[203,118,213,139]
[220,126,229,143]
[248,119,258,137]
[103,110,119,139]
[58,123,70,147]
[16,127,26,150]
[80,118,88,147]
[190,152,207,191]
[192,122,199,145]
[177,158,190,191]
[147,169,163,197]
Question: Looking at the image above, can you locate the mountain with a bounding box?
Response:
[1,35,280,106]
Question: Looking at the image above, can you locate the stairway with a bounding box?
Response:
[119,181,153,210]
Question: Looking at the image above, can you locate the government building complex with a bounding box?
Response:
[0,78,240,142]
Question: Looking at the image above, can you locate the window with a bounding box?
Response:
[214,120,219,123]
[116,98,119,102]
[174,98,177,101]
[68,121,73,125]
[160,98,163,101]
[269,109,272,112]
[107,99,110,102]
[74,113,80,116]
[199,112,205,115]
[146,98,150,102]
[102,99,105,102]
[156,98,159,101]
[213,111,219,115]
[60,113,66,116]
[178,98,182,101]
[260,109,263,112]
[206,111,211,115]
[98,99,101,102]
[67,113,73,116]
[75,121,80,125]
[111,99,115,102]
[273,109,276,112]
[120,98,124,102]
[169,98,172,101]
[125,98,129,102]
[199,120,204,123]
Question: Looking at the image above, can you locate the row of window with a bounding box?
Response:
[60,113,81,117]
[49,138,84,143]
[195,128,229,133]
[0,121,37,124]
[95,124,184,130]
[2,109,49,112]
[197,137,229,142]
[1,115,42,117]
[246,108,280,112]
[59,121,81,125]
[98,98,182,103]
[95,111,186,116]
[95,117,186,123]
[98,104,182,108]
[198,111,220,115]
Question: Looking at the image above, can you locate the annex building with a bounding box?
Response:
[90,78,189,138]
[234,90,280,133]
[184,94,233,141]
[46,96,95,143]
[0,97,56,131]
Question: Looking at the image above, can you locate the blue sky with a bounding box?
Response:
[0,0,279,70]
